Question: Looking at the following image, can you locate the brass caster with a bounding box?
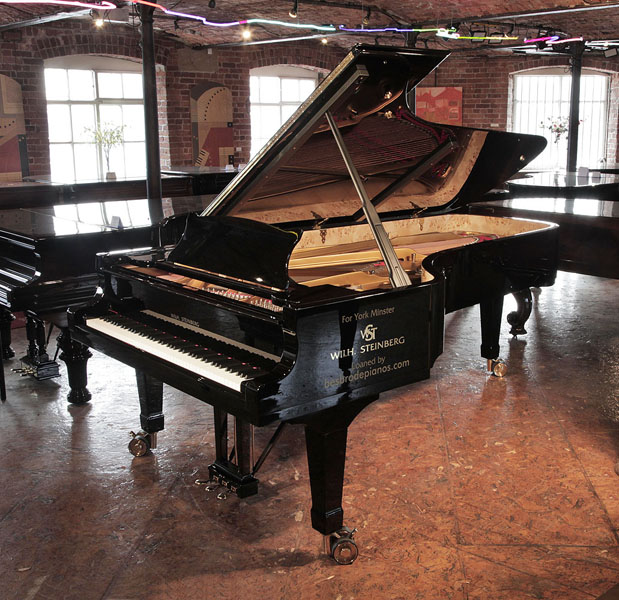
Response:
[328,527,358,565]
[128,430,155,457]
[488,358,507,378]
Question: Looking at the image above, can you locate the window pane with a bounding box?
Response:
[281,78,299,102]
[73,143,98,181]
[123,142,146,177]
[249,76,259,103]
[47,105,72,143]
[257,105,280,139]
[122,73,143,99]
[259,77,280,103]
[68,69,95,101]
[99,104,123,126]
[108,144,125,177]
[299,78,315,98]
[49,143,75,182]
[122,105,145,141]
[281,104,298,122]
[71,104,96,142]
[44,69,69,101]
[97,72,123,98]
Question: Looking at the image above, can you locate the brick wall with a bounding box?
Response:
[429,52,619,162]
[0,20,344,175]
[164,44,344,166]
[2,18,619,173]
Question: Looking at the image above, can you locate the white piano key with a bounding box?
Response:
[87,316,250,392]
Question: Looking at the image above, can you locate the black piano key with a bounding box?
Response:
[100,312,275,379]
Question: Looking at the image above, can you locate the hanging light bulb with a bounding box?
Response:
[289,0,298,18]
[362,8,371,26]
[321,37,328,44]
[92,10,104,27]
[242,28,252,40]
[208,0,215,8]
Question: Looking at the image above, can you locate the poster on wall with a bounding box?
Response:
[415,86,463,126]
[0,74,27,182]
[190,82,234,168]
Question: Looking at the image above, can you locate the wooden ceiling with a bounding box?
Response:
[2,0,619,54]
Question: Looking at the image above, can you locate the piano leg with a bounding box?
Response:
[480,294,507,377]
[507,288,533,336]
[299,396,375,564]
[57,329,92,404]
[18,312,60,380]
[128,370,164,457]
[207,408,259,498]
[0,309,15,359]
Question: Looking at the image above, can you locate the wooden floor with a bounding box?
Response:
[1,271,618,599]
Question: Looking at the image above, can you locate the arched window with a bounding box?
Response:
[249,65,318,157]
[44,55,145,182]
[511,67,609,170]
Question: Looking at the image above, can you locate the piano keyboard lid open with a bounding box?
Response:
[201,44,547,228]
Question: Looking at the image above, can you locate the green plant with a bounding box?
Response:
[86,123,125,172]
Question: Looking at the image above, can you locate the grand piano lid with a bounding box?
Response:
[203,44,546,227]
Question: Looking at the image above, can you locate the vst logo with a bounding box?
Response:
[361,323,377,341]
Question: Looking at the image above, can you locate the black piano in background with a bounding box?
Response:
[69,45,558,563]
[0,201,189,401]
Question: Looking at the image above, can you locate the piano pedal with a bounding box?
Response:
[487,358,507,378]
[206,462,259,498]
[325,527,359,565]
[13,357,60,381]
[128,430,156,457]
[194,478,228,500]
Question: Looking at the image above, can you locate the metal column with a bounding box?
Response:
[567,42,585,173]
[139,5,164,225]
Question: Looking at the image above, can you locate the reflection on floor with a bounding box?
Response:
[0,271,618,600]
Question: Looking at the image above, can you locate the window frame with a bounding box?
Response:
[511,67,610,171]
[249,65,319,158]
[44,57,145,183]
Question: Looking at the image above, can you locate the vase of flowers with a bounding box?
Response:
[540,116,569,144]
[86,123,125,180]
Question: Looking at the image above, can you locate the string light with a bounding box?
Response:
[0,0,116,8]
[436,28,518,41]
[289,0,298,19]
[524,35,560,43]
[0,0,592,48]
[338,24,456,34]
[548,36,584,45]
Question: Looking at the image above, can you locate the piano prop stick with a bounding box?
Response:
[68,45,558,563]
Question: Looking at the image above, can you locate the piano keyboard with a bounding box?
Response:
[86,310,279,392]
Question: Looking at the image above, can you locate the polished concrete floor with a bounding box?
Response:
[1,271,618,599]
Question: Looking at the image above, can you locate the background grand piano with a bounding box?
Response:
[0,167,236,400]
[68,45,558,563]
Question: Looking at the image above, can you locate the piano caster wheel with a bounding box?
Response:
[488,358,507,378]
[128,430,155,457]
[328,527,358,565]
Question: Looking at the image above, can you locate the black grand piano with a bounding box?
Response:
[69,45,558,563]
